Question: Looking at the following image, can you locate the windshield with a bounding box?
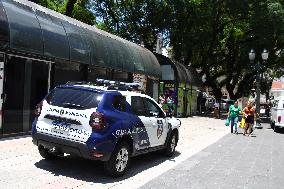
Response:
[46,87,102,109]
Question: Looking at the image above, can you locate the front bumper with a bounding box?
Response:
[32,132,111,161]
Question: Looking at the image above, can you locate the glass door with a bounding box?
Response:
[3,56,50,134]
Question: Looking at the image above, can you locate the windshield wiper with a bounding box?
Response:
[62,102,85,109]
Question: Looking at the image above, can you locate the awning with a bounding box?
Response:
[155,53,201,86]
[0,0,160,78]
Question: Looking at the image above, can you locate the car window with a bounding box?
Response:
[46,87,102,109]
[112,96,126,112]
[144,98,164,117]
[131,96,146,116]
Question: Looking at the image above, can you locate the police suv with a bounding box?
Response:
[32,81,181,177]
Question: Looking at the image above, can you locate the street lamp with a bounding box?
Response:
[248,49,269,116]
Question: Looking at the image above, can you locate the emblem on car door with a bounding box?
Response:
[157,120,163,139]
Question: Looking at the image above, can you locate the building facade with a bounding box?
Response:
[155,54,201,117]
[0,0,161,136]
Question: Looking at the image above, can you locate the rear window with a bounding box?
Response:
[46,87,102,109]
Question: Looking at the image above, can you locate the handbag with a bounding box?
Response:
[239,117,245,129]
[225,118,230,126]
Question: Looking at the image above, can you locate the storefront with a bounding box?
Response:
[155,54,201,117]
[0,0,161,136]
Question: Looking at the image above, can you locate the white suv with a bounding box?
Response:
[32,81,181,177]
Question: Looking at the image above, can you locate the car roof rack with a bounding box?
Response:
[65,79,142,92]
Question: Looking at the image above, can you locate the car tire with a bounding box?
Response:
[104,142,131,177]
[274,126,278,133]
[271,121,275,129]
[38,146,57,160]
[163,132,178,157]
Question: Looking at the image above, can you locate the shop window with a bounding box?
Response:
[52,61,85,87]
[88,65,111,81]
[112,70,129,82]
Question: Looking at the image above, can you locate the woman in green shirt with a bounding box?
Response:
[228,101,241,134]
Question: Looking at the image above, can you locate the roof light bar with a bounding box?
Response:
[65,79,142,92]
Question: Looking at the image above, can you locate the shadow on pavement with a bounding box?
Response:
[0,134,31,141]
[34,150,181,183]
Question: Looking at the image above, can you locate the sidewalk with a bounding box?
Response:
[140,123,284,189]
[0,117,230,189]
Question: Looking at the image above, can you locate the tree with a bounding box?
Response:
[91,0,170,50]
[65,0,77,16]
[168,0,284,100]
[37,0,95,25]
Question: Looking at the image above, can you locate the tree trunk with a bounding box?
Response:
[65,0,77,16]
[29,0,39,3]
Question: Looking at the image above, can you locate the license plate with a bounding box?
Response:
[260,109,265,114]
[51,120,71,136]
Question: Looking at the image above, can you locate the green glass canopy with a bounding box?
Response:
[0,0,160,78]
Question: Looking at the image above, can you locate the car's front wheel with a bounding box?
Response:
[104,142,131,177]
[163,132,178,157]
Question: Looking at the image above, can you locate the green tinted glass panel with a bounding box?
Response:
[89,31,106,67]
[111,39,124,70]
[119,42,134,72]
[35,10,69,59]
[0,1,9,47]
[148,53,161,78]
[3,0,43,54]
[130,45,144,73]
[61,20,90,63]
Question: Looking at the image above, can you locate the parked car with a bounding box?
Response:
[260,103,270,117]
[32,81,181,177]
[205,97,216,111]
[270,96,284,132]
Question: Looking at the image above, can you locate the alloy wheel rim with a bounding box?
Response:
[170,135,176,152]
[115,147,129,172]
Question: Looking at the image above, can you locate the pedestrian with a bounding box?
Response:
[242,101,256,136]
[158,93,166,105]
[227,101,241,134]
[167,95,174,115]
[214,101,220,118]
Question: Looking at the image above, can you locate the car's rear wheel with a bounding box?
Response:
[104,142,130,177]
[163,132,178,157]
[38,146,61,160]
[271,121,275,129]
[274,126,278,133]
[38,146,58,160]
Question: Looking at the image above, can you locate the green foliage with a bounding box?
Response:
[71,0,95,25]
[90,0,171,50]
[34,0,284,99]
[38,0,65,12]
[168,0,284,100]
[37,0,95,25]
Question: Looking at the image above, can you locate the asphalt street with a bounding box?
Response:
[1,118,283,189]
[140,123,284,189]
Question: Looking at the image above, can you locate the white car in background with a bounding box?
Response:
[270,96,284,132]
